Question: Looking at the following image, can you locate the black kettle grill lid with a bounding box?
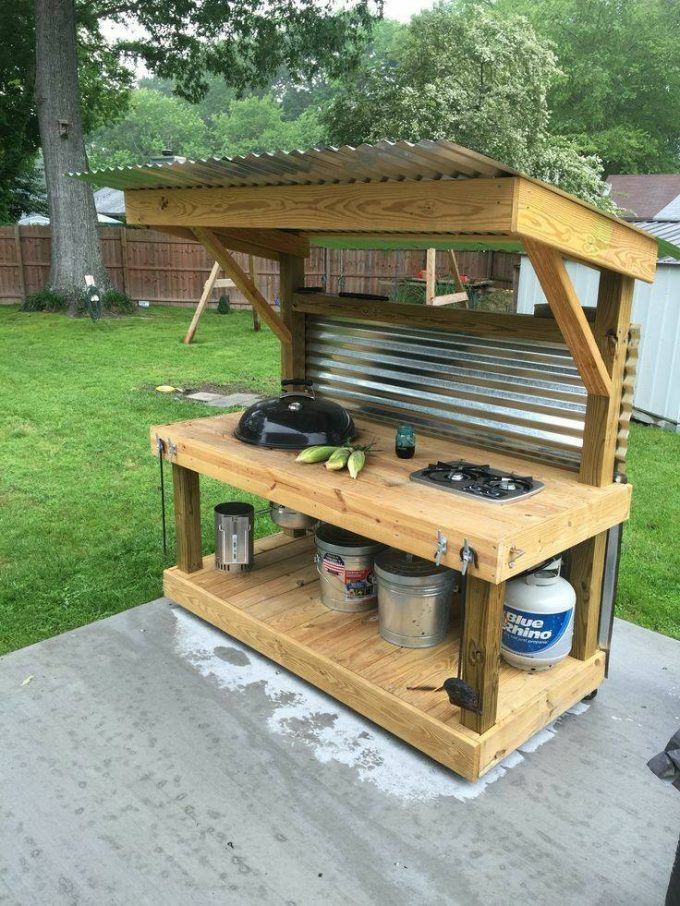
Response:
[234,379,355,450]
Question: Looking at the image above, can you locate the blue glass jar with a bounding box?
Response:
[395,424,416,459]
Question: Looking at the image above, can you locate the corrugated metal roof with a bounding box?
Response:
[634,221,680,264]
[72,139,512,190]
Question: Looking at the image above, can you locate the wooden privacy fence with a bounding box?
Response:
[0,225,519,306]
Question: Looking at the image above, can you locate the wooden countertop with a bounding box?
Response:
[150,413,631,583]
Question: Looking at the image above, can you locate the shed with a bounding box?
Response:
[75,139,666,780]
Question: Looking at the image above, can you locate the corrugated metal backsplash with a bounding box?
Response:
[306,315,587,469]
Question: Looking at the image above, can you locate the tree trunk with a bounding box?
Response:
[34,0,109,313]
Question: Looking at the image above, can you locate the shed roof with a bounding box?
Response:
[74,140,511,191]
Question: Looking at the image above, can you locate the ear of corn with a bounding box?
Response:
[347,449,366,479]
[295,445,338,463]
[325,447,351,470]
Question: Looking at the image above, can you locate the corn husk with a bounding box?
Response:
[347,449,366,479]
[295,445,338,463]
[325,447,351,470]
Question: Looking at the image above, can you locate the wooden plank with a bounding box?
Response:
[292,292,565,343]
[279,254,306,380]
[425,248,436,305]
[524,240,612,397]
[431,292,470,306]
[192,228,291,345]
[124,178,517,233]
[171,464,202,573]
[248,255,261,332]
[14,225,26,300]
[516,178,656,283]
[579,271,635,486]
[161,534,605,779]
[151,414,631,584]
[216,228,309,260]
[460,577,505,734]
[164,567,481,780]
[183,261,220,344]
[567,532,607,660]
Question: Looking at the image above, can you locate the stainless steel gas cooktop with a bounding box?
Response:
[409,460,544,503]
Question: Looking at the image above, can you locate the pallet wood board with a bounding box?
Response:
[150,413,631,584]
[165,533,604,781]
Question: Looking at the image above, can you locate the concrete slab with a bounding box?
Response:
[205,393,262,408]
[1,603,678,906]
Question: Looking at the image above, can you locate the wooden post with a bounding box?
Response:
[279,253,306,380]
[248,255,261,332]
[184,261,220,344]
[567,532,607,660]
[172,464,203,573]
[579,270,635,486]
[425,248,436,305]
[460,577,505,734]
[14,225,26,302]
[120,228,129,295]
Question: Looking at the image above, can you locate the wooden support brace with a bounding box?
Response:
[524,239,612,398]
[460,577,505,734]
[279,254,306,379]
[172,464,202,573]
[447,249,470,306]
[192,228,291,345]
[425,248,436,305]
[183,260,220,344]
[567,532,607,660]
[579,270,635,486]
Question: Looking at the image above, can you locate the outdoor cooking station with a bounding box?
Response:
[78,139,659,781]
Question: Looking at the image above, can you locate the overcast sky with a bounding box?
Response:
[382,0,435,20]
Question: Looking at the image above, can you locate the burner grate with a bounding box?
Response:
[409,460,544,503]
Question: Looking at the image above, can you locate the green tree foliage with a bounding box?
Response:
[212,96,324,156]
[322,2,613,207]
[88,89,212,168]
[495,0,680,174]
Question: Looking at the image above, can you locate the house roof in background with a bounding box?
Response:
[18,211,122,225]
[93,186,125,218]
[607,174,680,220]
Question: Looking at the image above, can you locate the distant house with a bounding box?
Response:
[607,174,680,263]
[19,186,125,225]
[517,174,680,431]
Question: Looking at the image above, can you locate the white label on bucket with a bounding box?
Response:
[323,554,375,603]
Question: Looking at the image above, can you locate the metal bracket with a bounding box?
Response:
[156,436,177,461]
[459,539,476,576]
[508,545,526,569]
[434,530,448,566]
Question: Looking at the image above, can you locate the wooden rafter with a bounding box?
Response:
[183,261,221,345]
[192,228,291,345]
[524,240,612,398]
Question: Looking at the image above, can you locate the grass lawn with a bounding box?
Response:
[0,303,678,654]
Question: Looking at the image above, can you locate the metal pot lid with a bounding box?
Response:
[234,380,355,450]
[314,523,384,556]
[375,548,457,585]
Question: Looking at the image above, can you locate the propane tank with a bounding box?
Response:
[501,557,575,672]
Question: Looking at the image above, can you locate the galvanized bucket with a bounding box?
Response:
[314,524,384,613]
[375,549,458,648]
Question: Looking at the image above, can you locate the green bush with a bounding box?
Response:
[22,286,135,315]
[217,294,231,314]
[102,289,135,314]
[22,288,67,312]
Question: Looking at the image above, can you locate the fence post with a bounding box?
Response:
[14,226,26,302]
[120,229,129,295]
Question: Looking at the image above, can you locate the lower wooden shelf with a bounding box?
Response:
[164,533,605,781]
